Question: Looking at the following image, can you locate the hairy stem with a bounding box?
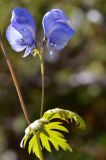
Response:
[0,32,31,125]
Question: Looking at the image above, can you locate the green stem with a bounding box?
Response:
[0,31,31,125]
[35,37,46,118]
[39,55,45,117]
[36,132,44,160]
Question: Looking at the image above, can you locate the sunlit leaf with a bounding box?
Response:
[40,131,51,152]
[20,108,86,159]
[20,118,48,158]
[42,127,72,152]
[42,108,86,129]
[28,133,41,158]
[45,121,69,132]
[39,121,72,152]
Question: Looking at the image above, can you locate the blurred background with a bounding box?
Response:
[0,0,106,160]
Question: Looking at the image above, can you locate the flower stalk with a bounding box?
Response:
[39,37,46,117]
[39,55,45,117]
[35,37,45,118]
[0,31,31,125]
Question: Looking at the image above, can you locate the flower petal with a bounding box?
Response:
[6,7,36,56]
[6,25,26,52]
[48,24,75,50]
[42,9,69,37]
[42,9,75,51]
[12,7,36,36]
[23,44,35,57]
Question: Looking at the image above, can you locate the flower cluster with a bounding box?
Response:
[6,7,75,57]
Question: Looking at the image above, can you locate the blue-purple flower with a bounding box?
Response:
[6,7,36,57]
[42,9,75,54]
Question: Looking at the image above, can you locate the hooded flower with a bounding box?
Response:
[42,9,75,54]
[6,7,36,57]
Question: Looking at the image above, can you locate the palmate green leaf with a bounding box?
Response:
[28,133,41,158]
[40,131,51,152]
[20,119,48,158]
[20,108,86,159]
[20,120,72,157]
[40,121,72,152]
[42,108,86,130]
[45,121,69,132]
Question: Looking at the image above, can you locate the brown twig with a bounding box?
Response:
[0,31,31,125]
